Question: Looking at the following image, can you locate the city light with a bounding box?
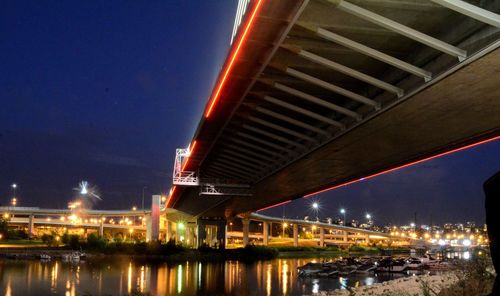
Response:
[463,239,471,247]
[366,214,371,220]
[132,206,137,211]
[312,202,319,209]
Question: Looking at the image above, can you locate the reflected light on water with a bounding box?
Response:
[339,277,348,289]
[197,262,202,289]
[51,262,58,292]
[282,260,288,295]
[312,279,319,294]
[0,258,428,295]
[364,277,375,286]
[177,264,183,294]
[266,263,272,296]
[6,278,11,296]
[140,266,145,292]
[127,262,132,293]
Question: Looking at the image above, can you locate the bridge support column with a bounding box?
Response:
[145,213,152,241]
[365,234,370,245]
[165,219,172,242]
[263,221,269,246]
[319,227,325,247]
[293,224,299,247]
[28,215,34,238]
[197,219,207,247]
[150,195,161,241]
[242,218,250,246]
[343,230,348,243]
[99,218,104,237]
[216,220,227,249]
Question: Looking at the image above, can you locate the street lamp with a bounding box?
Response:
[11,184,17,207]
[366,214,371,220]
[312,202,319,221]
[141,186,147,211]
[340,208,346,226]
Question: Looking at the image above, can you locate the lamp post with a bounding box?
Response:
[340,208,346,226]
[141,186,147,211]
[366,214,372,228]
[312,202,319,221]
[11,184,17,207]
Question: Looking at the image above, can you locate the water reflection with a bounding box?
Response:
[0,258,414,295]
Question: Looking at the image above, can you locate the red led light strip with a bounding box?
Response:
[257,135,499,211]
[205,0,265,118]
[166,185,177,208]
[256,200,291,212]
[304,135,500,197]
[181,140,197,171]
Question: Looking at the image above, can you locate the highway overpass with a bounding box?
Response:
[167,0,500,219]
[1,205,411,248]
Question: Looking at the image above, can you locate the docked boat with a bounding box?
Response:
[298,263,323,277]
[339,265,357,275]
[356,262,377,273]
[376,258,409,273]
[38,254,51,261]
[407,257,423,269]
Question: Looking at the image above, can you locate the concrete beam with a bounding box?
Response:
[263,221,269,246]
[333,0,467,60]
[293,223,299,247]
[431,0,500,28]
[242,218,250,246]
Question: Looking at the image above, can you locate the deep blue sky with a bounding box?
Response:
[1,1,498,225]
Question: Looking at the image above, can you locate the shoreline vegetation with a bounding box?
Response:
[0,233,412,262]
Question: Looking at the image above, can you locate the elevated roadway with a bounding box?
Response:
[168,0,500,218]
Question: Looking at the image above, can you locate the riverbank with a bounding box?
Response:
[325,272,458,296]
[0,244,411,263]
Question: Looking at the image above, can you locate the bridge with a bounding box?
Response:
[164,0,500,246]
[1,204,414,248]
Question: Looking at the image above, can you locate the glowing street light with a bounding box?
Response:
[340,208,346,226]
[132,206,137,211]
[312,202,318,209]
[11,183,17,207]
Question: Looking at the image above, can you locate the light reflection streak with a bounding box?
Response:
[140,266,145,292]
[51,262,59,292]
[6,277,11,296]
[177,264,183,294]
[127,262,132,293]
[198,262,202,289]
[266,263,272,296]
[312,279,319,294]
[282,260,288,295]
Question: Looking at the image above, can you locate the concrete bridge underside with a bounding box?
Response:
[170,0,500,218]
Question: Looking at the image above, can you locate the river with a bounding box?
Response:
[0,257,420,295]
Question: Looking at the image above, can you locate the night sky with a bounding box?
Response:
[1,1,499,225]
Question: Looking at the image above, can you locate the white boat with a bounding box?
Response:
[356,263,377,273]
[407,257,423,269]
[38,254,51,260]
[298,263,323,277]
[376,258,409,273]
